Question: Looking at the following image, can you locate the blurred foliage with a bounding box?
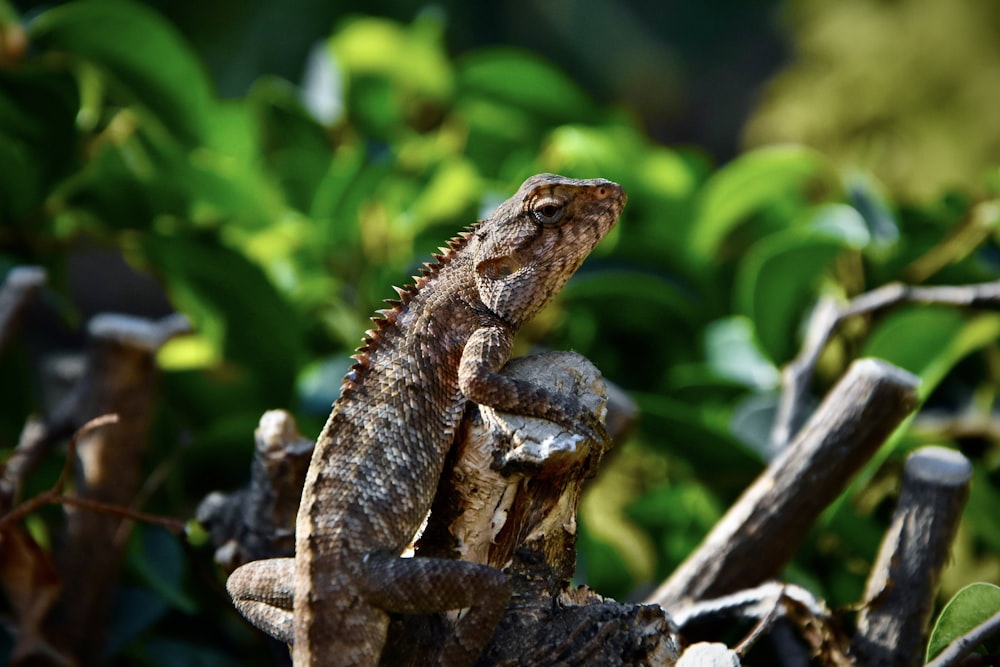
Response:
[1,0,1000,664]
[745,0,1000,200]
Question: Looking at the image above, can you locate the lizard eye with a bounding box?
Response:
[532,199,565,225]
[478,256,520,280]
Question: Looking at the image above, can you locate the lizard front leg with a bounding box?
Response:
[458,324,610,444]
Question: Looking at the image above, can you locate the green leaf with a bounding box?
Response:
[705,316,780,389]
[105,587,170,658]
[458,48,599,123]
[807,203,871,248]
[729,392,778,456]
[690,145,830,260]
[862,309,1000,399]
[845,172,899,249]
[963,467,1000,555]
[735,230,845,363]
[332,15,453,102]
[0,68,79,224]
[634,392,760,488]
[140,232,303,408]
[927,582,1000,661]
[626,481,724,572]
[247,77,332,214]
[128,525,196,614]
[29,0,214,143]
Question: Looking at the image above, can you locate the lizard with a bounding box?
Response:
[225,173,626,666]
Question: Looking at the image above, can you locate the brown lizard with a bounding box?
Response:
[226,173,626,666]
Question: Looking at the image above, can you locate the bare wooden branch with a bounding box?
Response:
[668,582,853,664]
[670,582,827,631]
[24,314,189,666]
[649,358,920,610]
[851,446,973,667]
[0,417,71,513]
[925,608,1000,667]
[771,279,1000,449]
[0,266,47,357]
[197,410,314,569]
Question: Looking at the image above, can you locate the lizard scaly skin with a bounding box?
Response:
[227,174,626,666]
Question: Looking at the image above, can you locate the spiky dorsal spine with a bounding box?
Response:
[339,224,480,393]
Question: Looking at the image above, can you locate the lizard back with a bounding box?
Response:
[299,234,483,559]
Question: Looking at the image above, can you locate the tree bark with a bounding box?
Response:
[851,446,973,667]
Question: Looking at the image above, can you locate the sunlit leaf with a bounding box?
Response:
[735,230,845,363]
[458,48,598,123]
[332,15,453,101]
[690,145,831,260]
[927,582,1000,661]
[407,158,481,229]
[705,316,780,390]
[862,309,1000,399]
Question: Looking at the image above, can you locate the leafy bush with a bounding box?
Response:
[2,0,999,663]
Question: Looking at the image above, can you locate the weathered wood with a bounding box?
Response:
[851,446,973,667]
[649,358,920,610]
[197,410,314,568]
[32,314,189,666]
[382,351,678,666]
[0,266,46,356]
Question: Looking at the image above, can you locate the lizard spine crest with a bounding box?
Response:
[341,223,480,393]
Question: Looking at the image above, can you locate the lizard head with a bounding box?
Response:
[473,173,626,328]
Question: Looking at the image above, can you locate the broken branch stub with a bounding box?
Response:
[851,446,973,667]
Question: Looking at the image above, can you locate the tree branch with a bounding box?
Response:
[27,314,189,666]
[851,446,973,667]
[770,279,1000,449]
[0,266,46,357]
[649,358,920,609]
[384,351,677,665]
[196,410,314,569]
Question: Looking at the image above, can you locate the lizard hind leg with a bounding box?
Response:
[227,557,296,644]
[360,553,511,667]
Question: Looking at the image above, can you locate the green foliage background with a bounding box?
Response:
[2,0,1000,663]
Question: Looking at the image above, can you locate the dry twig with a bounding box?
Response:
[770,279,1000,449]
